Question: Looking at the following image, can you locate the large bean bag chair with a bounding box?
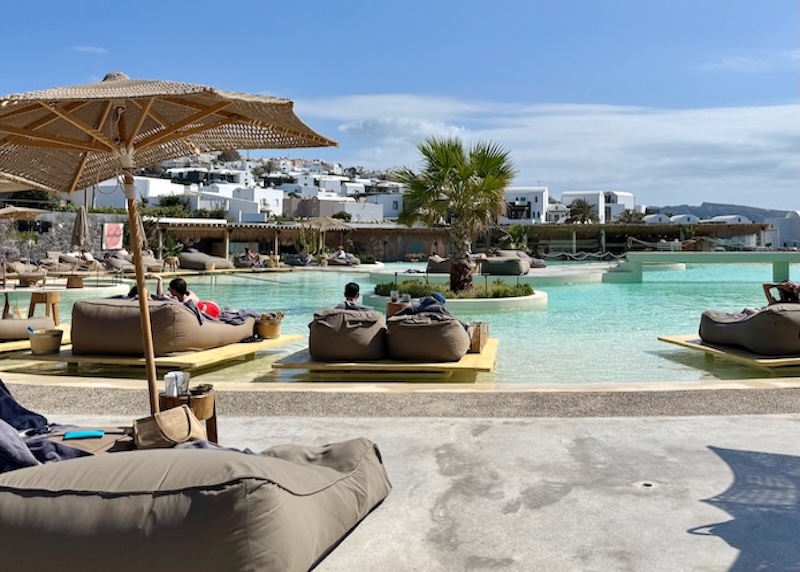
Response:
[0,438,391,572]
[481,257,531,275]
[495,250,546,268]
[426,255,451,273]
[699,303,800,356]
[0,317,56,341]
[71,298,255,356]
[179,250,235,270]
[387,312,471,361]
[308,308,387,361]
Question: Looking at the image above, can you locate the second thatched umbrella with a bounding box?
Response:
[0,72,336,413]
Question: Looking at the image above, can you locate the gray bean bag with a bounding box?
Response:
[387,312,471,361]
[179,251,235,270]
[699,303,800,356]
[426,255,451,273]
[71,298,255,356]
[0,438,391,572]
[495,250,546,268]
[481,257,531,275]
[0,317,56,341]
[308,308,387,361]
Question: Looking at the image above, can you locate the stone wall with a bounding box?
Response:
[1,212,128,262]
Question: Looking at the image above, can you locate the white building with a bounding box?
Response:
[763,211,800,250]
[561,191,606,223]
[604,191,635,222]
[546,203,569,223]
[499,187,549,225]
[704,215,752,224]
[642,214,671,224]
[670,214,701,224]
[365,193,404,220]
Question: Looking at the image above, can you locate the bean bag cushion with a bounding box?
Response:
[0,438,391,572]
[179,251,234,270]
[103,256,135,272]
[426,255,451,274]
[71,298,255,356]
[494,250,546,268]
[0,317,56,341]
[387,312,471,361]
[481,257,531,275]
[309,308,387,361]
[699,303,800,356]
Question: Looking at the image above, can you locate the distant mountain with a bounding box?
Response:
[657,202,790,222]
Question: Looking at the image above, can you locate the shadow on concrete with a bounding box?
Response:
[688,446,799,571]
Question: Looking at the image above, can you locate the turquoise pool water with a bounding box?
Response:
[31,263,797,385]
[173,262,797,385]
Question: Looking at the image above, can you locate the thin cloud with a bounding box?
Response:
[70,45,107,55]
[295,94,800,210]
[697,49,798,73]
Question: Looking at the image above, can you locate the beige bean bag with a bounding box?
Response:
[0,317,56,341]
[0,438,391,572]
[71,298,255,356]
[179,251,234,270]
[308,308,387,361]
[387,312,471,361]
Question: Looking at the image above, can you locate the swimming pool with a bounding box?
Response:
[29,263,796,385]
[163,262,796,385]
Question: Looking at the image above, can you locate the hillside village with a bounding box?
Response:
[70,152,787,227]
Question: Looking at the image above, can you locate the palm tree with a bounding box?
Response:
[567,198,597,223]
[498,224,528,251]
[393,136,516,292]
[615,209,645,224]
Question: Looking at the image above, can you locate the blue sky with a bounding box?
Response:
[1,0,797,210]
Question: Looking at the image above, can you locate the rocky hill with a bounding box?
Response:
[657,202,790,222]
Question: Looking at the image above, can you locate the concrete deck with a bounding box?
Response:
[4,372,799,571]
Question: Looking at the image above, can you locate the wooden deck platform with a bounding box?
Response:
[658,334,800,369]
[18,334,302,371]
[272,338,499,374]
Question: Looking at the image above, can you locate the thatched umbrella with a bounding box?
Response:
[0,72,336,413]
[308,216,353,252]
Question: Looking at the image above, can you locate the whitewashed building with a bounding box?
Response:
[670,214,701,224]
[499,187,549,225]
[642,214,671,224]
[561,191,606,223]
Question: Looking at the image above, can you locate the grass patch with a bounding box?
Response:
[375,279,533,299]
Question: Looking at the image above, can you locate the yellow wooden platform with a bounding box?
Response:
[0,326,72,355]
[272,338,499,373]
[658,334,800,369]
[18,334,302,370]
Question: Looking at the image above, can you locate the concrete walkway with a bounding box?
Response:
[6,375,799,571]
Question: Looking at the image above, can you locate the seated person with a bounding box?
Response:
[395,292,451,316]
[125,273,169,300]
[168,277,200,305]
[241,248,263,267]
[333,245,348,260]
[335,282,373,311]
[763,280,800,305]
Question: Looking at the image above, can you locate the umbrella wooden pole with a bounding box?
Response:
[125,178,160,414]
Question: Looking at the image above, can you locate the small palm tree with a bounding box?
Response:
[615,209,645,224]
[567,198,597,224]
[498,224,528,251]
[393,136,516,292]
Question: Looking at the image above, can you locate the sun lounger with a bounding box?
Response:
[21,334,302,372]
[658,334,800,369]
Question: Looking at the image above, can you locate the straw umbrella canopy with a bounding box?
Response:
[0,205,48,221]
[308,216,353,252]
[70,206,91,250]
[0,72,336,414]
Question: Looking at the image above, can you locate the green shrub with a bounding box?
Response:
[374,279,532,299]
